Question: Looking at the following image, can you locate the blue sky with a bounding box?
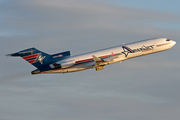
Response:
[0,0,180,120]
[102,0,180,30]
[102,0,180,13]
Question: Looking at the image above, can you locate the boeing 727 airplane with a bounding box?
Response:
[7,38,176,74]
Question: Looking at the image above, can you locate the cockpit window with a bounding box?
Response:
[166,39,170,41]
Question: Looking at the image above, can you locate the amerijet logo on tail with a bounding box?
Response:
[36,53,46,64]
[122,45,155,57]
[22,53,45,64]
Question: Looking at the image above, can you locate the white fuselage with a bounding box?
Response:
[42,38,176,74]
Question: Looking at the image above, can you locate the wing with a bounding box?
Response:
[92,54,121,71]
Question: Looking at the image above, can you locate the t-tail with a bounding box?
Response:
[6,48,71,74]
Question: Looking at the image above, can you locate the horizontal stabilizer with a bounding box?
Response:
[6,53,16,56]
[6,48,36,57]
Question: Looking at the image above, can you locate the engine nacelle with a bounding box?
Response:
[50,60,75,69]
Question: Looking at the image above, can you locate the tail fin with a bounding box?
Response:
[7,48,71,74]
[7,48,51,69]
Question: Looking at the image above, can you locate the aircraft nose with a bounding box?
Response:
[170,40,176,47]
[171,40,176,47]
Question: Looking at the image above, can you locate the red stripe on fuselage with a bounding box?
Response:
[75,58,93,63]
[22,54,39,60]
[142,49,154,52]
[75,53,121,63]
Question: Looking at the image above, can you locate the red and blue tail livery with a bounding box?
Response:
[7,38,176,75]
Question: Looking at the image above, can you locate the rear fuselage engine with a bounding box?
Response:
[50,60,75,69]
